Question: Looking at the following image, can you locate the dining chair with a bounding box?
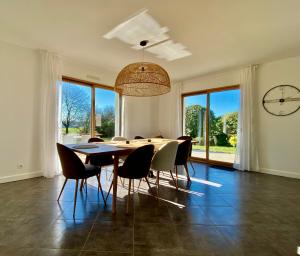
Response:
[134,135,144,139]
[174,139,192,186]
[56,143,106,217]
[150,141,179,195]
[86,137,114,184]
[88,137,104,143]
[107,144,154,214]
[111,136,127,141]
[177,135,196,175]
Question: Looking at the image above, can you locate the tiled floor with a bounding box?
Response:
[0,163,300,255]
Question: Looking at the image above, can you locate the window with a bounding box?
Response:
[60,77,118,144]
[182,85,240,166]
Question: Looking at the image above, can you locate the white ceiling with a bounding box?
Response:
[1,0,300,83]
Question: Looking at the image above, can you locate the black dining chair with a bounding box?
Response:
[174,139,192,186]
[177,135,196,175]
[56,143,106,217]
[107,145,154,214]
[134,136,144,139]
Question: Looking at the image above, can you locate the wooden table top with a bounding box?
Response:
[66,138,184,156]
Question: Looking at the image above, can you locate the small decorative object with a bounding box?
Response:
[115,40,171,97]
[262,85,300,116]
[126,140,130,144]
[148,139,152,142]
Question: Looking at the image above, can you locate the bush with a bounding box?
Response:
[215,133,230,146]
[229,135,237,147]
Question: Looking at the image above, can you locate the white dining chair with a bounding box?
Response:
[111,136,127,141]
[150,141,179,196]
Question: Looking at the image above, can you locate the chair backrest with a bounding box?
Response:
[121,144,154,179]
[177,135,192,140]
[88,137,104,143]
[175,139,192,165]
[111,136,127,141]
[56,143,85,179]
[151,141,178,172]
[134,136,144,139]
[177,135,193,157]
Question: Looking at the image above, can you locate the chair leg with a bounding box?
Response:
[169,170,178,190]
[137,179,142,190]
[96,174,106,206]
[73,179,79,218]
[156,171,160,197]
[175,165,179,188]
[184,163,191,182]
[145,177,152,191]
[106,181,113,202]
[126,179,131,214]
[57,178,68,201]
[85,178,87,194]
[189,159,196,176]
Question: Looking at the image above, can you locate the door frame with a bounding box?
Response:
[181,84,240,168]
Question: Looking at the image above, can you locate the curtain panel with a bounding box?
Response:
[234,65,259,171]
[40,50,62,178]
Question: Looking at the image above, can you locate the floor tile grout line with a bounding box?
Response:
[79,204,101,254]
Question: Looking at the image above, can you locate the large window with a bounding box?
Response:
[182,86,240,165]
[60,77,118,144]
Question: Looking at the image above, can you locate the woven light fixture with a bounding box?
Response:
[115,40,171,96]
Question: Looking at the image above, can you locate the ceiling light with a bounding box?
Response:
[115,40,171,97]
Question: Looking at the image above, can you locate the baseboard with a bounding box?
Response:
[0,171,43,183]
[259,168,300,179]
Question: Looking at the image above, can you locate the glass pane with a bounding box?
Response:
[95,88,116,141]
[183,94,207,159]
[209,89,240,163]
[61,82,92,144]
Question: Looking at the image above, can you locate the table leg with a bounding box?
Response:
[112,155,119,214]
[80,155,90,191]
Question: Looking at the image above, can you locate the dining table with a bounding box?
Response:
[66,138,183,214]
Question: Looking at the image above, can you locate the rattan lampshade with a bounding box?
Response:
[115,62,171,97]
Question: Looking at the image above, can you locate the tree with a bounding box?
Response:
[95,106,115,138]
[184,105,205,139]
[61,84,90,134]
[224,112,238,135]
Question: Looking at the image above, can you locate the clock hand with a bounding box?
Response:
[263,97,300,103]
[263,99,280,103]
[282,97,300,102]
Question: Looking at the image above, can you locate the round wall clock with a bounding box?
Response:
[262,85,300,116]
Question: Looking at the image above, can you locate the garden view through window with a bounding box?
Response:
[183,87,240,164]
[61,80,117,144]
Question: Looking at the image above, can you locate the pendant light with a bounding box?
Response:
[115,40,171,96]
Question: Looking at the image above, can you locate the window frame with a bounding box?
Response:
[181,84,240,168]
[62,76,121,138]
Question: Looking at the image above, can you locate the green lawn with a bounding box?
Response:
[192,145,236,154]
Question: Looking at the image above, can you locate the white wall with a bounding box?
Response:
[256,56,300,178]
[0,41,41,182]
[123,96,159,139]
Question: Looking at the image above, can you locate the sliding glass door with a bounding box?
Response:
[61,81,92,144]
[95,87,116,141]
[60,78,118,144]
[182,86,240,166]
[183,94,207,159]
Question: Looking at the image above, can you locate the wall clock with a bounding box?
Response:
[262,85,300,116]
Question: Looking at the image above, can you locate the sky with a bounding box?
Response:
[62,81,116,110]
[95,87,115,109]
[185,90,240,117]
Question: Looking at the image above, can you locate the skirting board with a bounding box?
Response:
[260,168,300,179]
[0,171,43,183]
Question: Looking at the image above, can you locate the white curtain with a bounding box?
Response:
[234,65,259,171]
[169,82,183,138]
[40,50,62,178]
